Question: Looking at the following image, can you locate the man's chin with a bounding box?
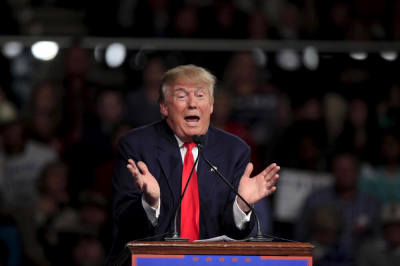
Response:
[182,130,206,140]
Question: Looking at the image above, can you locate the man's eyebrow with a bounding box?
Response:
[173,87,188,93]
[195,87,207,92]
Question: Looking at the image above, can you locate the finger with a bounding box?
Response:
[266,174,279,187]
[137,161,149,175]
[127,159,143,185]
[243,162,254,179]
[127,159,139,171]
[260,163,277,176]
[267,186,277,196]
[264,165,280,180]
[128,165,143,189]
[127,165,140,180]
[127,162,137,175]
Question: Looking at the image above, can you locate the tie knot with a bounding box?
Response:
[184,142,196,151]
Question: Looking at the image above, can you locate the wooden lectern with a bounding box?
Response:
[128,241,314,266]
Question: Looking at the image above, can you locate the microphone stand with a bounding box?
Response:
[194,136,272,242]
[165,150,200,241]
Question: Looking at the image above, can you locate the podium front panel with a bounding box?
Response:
[132,254,312,266]
[128,241,313,266]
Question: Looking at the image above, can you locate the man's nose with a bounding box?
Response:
[187,94,197,108]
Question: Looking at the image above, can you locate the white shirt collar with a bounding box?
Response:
[174,134,185,148]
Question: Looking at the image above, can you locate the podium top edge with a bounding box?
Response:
[127,241,314,256]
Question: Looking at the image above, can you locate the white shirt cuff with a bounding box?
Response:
[233,196,252,230]
[142,196,161,226]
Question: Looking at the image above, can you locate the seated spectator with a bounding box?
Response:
[307,206,350,266]
[0,195,23,266]
[359,132,400,204]
[335,98,376,163]
[71,233,105,266]
[26,81,63,153]
[92,122,132,201]
[0,117,58,211]
[223,51,282,146]
[0,86,18,145]
[37,191,109,265]
[295,153,381,266]
[125,56,165,127]
[0,115,58,264]
[356,203,400,266]
[35,161,70,227]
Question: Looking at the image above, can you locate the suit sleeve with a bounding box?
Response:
[220,144,256,239]
[111,136,156,243]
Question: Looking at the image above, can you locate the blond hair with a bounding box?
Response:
[158,64,216,103]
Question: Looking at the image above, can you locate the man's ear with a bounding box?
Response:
[160,102,168,117]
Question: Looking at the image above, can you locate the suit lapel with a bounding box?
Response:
[197,128,223,200]
[156,121,182,205]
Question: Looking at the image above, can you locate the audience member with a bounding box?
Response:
[92,122,132,201]
[0,117,57,211]
[335,98,376,166]
[356,203,400,266]
[223,52,281,146]
[376,83,400,131]
[295,153,381,266]
[0,195,23,266]
[274,97,327,171]
[71,234,105,266]
[0,117,57,264]
[359,132,400,204]
[64,88,124,201]
[26,81,63,153]
[125,57,166,127]
[247,11,270,39]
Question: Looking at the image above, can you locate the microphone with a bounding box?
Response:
[164,144,199,242]
[192,135,272,242]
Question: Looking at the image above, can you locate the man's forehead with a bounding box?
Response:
[172,82,209,91]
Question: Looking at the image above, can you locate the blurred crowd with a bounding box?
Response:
[0,44,399,266]
[2,0,400,40]
[0,1,399,266]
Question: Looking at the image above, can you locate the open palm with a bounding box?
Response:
[237,162,280,212]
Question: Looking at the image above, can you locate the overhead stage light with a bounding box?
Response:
[381,51,397,61]
[2,41,24,58]
[105,43,127,68]
[350,52,367,60]
[303,46,319,70]
[276,49,300,71]
[31,41,59,61]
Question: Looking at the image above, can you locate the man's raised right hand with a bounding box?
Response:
[127,159,160,208]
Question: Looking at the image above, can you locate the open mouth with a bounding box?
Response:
[184,115,200,123]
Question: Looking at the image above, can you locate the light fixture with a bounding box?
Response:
[105,43,127,68]
[303,46,319,70]
[31,41,59,61]
[380,51,397,61]
[350,52,367,60]
[276,49,300,71]
[2,41,24,58]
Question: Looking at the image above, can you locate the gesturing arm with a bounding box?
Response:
[127,159,161,225]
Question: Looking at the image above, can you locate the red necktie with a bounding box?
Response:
[181,142,200,241]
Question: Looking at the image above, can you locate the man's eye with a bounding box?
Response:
[176,93,186,99]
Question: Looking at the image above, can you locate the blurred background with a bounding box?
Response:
[1,0,400,266]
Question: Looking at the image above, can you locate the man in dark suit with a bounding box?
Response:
[106,65,280,265]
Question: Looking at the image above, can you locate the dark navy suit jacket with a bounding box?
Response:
[106,120,256,265]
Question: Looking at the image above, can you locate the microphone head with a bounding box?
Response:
[192,135,205,147]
